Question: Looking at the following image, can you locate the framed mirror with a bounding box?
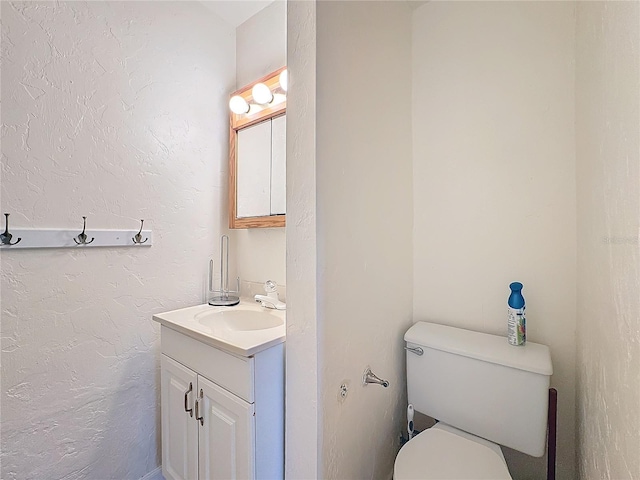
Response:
[229,67,287,229]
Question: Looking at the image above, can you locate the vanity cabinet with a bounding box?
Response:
[160,326,284,480]
[161,356,199,480]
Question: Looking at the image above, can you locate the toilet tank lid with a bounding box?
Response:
[405,322,553,376]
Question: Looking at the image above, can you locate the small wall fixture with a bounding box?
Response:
[73,216,95,245]
[0,213,22,246]
[363,367,390,388]
[132,219,148,244]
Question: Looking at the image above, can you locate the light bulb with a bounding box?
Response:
[252,83,273,105]
[229,95,250,114]
[279,69,288,92]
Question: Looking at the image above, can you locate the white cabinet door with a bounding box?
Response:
[161,355,199,480]
[270,115,286,215]
[197,376,255,480]
[237,120,272,218]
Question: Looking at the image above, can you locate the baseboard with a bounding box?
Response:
[139,466,163,480]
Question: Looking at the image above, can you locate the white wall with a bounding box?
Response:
[412,3,577,479]
[236,0,286,88]
[575,2,640,479]
[0,2,235,478]
[316,2,413,478]
[284,2,320,477]
[233,1,287,290]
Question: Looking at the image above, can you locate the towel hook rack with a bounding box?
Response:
[0,213,22,246]
[73,216,94,245]
[132,219,148,244]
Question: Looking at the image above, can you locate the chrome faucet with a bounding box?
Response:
[255,280,286,310]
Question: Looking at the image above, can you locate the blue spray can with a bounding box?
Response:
[507,282,526,345]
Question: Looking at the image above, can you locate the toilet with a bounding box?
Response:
[394,321,553,479]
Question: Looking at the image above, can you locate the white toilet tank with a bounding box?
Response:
[405,322,553,457]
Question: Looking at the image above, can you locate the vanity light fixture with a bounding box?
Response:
[229,95,250,115]
[229,67,287,121]
[252,82,274,105]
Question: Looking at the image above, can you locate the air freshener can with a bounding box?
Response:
[507,306,526,345]
[507,282,526,346]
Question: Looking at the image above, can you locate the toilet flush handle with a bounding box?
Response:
[405,345,424,356]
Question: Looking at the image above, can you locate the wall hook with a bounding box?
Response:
[0,213,22,246]
[73,216,95,245]
[132,219,148,244]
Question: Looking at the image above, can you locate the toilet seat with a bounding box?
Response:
[394,423,513,480]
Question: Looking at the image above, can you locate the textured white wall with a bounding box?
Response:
[316,2,413,478]
[412,3,576,479]
[236,0,286,88]
[575,2,640,479]
[233,0,287,289]
[0,2,235,478]
[285,1,320,478]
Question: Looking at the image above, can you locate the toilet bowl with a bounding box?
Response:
[394,423,512,480]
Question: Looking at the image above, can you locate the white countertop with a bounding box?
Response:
[153,299,285,357]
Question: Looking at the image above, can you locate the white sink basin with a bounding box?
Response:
[195,309,284,331]
[153,300,285,357]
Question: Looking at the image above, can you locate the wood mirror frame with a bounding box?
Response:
[229,67,287,229]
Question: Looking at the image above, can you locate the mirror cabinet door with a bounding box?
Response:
[270,115,286,216]
[237,121,272,218]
